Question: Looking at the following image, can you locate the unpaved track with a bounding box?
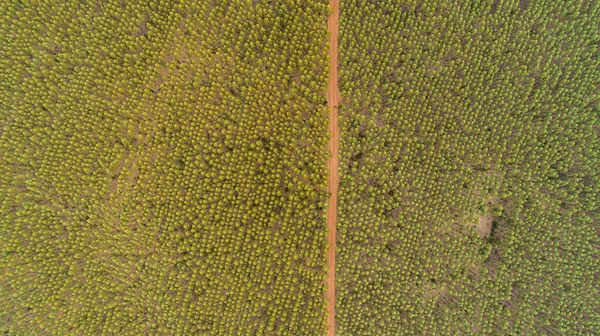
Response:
[326,0,339,335]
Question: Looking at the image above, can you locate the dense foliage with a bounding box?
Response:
[337,0,599,335]
[0,0,330,334]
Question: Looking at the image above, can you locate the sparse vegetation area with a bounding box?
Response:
[0,0,330,334]
[337,0,599,335]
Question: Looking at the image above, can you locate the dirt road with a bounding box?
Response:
[326,0,339,335]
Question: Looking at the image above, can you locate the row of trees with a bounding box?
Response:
[0,0,331,334]
[337,0,599,335]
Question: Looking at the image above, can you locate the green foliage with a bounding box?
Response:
[337,0,600,335]
[0,0,330,334]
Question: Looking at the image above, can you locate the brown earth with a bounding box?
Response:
[326,0,339,335]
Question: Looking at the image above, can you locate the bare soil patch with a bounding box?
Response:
[475,196,499,238]
[476,213,493,237]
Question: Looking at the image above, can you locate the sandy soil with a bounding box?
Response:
[326,0,339,335]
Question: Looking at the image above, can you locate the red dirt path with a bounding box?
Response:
[326,0,339,334]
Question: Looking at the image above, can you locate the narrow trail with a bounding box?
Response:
[326,0,339,335]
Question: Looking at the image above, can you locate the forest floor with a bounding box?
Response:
[326,0,339,335]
